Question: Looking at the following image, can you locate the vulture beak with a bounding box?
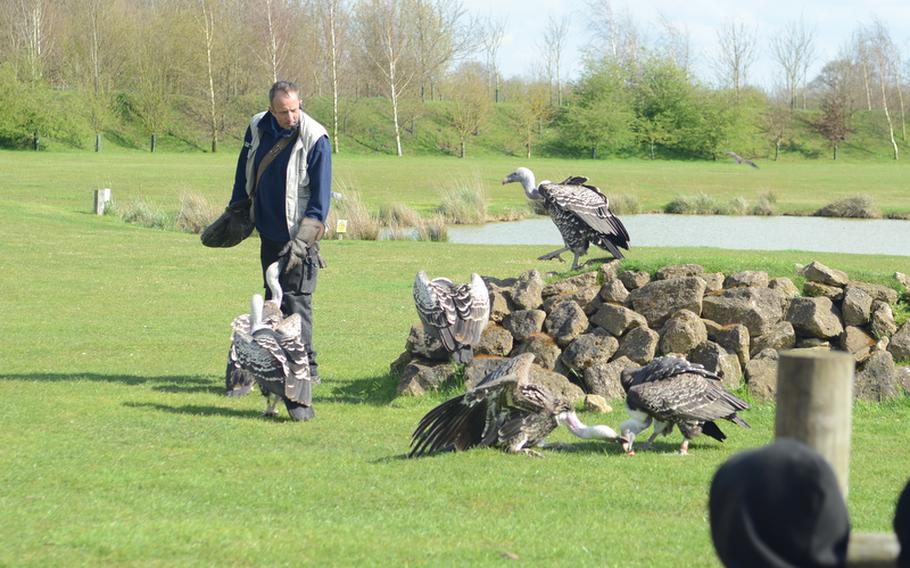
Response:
[620,431,635,455]
[501,173,515,185]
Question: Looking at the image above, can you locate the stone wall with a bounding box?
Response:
[392,260,910,403]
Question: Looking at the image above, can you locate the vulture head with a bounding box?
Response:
[502,167,541,200]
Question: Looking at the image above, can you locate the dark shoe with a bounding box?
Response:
[284,399,314,421]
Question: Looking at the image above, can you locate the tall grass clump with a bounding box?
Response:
[751,191,778,216]
[325,186,380,240]
[664,192,727,215]
[726,196,749,216]
[378,202,423,228]
[814,194,881,219]
[108,197,175,230]
[417,215,448,242]
[606,193,640,215]
[437,177,487,224]
[175,192,217,234]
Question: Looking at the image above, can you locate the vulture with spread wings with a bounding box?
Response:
[413,271,490,364]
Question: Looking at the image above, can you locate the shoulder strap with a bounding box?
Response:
[250,133,298,198]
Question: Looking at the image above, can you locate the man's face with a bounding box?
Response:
[269,91,301,130]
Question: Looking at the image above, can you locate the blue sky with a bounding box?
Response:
[460,0,910,89]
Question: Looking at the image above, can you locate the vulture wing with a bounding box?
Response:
[541,181,630,257]
[626,372,750,425]
[413,272,459,351]
[451,273,491,346]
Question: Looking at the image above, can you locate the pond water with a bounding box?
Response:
[447,214,910,257]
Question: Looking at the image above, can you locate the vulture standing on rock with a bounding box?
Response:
[502,167,630,270]
[409,353,621,458]
[619,356,750,455]
[226,261,316,420]
[413,271,490,364]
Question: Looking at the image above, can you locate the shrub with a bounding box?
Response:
[378,202,422,228]
[176,192,217,234]
[664,192,726,215]
[326,186,380,240]
[751,191,778,216]
[727,196,749,216]
[438,177,487,224]
[814,195,880,219]
[607,193,640,215]
[417,215,448,242]
[110,197,175,230]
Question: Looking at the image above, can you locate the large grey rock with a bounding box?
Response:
[599,260,623,282]
[503,310,547,343]
[750,321,796,356]
[542,286,600,314]
[702,287,785,337]
[896,365,910,394]
[896,272,910,291]
[396,359,458,396]
[583,356,639,400]
[583,394,612,413]
[870,301,897,339]
[511,269,545,310]
[542,271,598,298]
[529,363,585,404]
[475,323,514,357]
[545,301,590,347]
[614,326,660,364]
[655,264,704,280]
[659,309,708,355]
[804,281,845,301]
[486,284,513,323]
[842,286,874,326]
[599,278,630,305]
[724,271,769,289]
[745,349,780,401]
[689,341,743,389]
[511,333,562,369]
[786,297,844,339]
[619,270,650,290]
[405,323,450,361]
[589,303,647,336]
[840,326,876,363]
[769,277,801,298]
[628,277,707,328]
[850,281,899,305]
[706,321,751,367]
[799,261,849,287]
[701,273,725,292]
[854,349,900,401]
[888,322,910,361]
[560,330,619,375]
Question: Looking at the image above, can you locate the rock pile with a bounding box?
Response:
[392,260,910,403]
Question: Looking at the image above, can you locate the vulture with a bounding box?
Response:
[413,271,490,364]
[226,260,284,397]
[409,353,620,458]
[502,167,630,270]
[619,356,750,455]
[724,150,759,169]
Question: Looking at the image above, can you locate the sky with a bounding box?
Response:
[459,0,910,89]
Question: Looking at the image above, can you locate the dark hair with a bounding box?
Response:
[896,479,910,568]
[269,80,300,105]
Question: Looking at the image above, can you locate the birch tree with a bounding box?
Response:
[867,20,899,160]
[541,15,569,106]
[356,0,416,157]
[478,15,505,101]
[584,0,640,70]
[194,0,219,152]
[412,0,471,101]
[317,0,347,152]
[771,18,815,109]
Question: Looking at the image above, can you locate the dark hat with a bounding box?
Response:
[896,479,910,568]
[709,438,850,568]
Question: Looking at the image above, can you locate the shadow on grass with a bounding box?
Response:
[322,373,399,406]
[0,373,220,390]
[123,401,274,421]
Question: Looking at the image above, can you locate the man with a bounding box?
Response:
[229,80,331,421]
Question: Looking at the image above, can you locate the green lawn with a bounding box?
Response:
[2,150,909,219]
[1,153,909,565]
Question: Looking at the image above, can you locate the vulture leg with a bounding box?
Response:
[570,252,582,271]
[538,246,570,262]
[263,393,280,417]
[519,448,545,458]
[678,439,690,455]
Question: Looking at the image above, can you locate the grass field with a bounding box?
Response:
[2,152,910,565]
[2,149,909,220]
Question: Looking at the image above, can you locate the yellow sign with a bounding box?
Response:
[336,219,348,234]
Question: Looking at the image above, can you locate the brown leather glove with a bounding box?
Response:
[279,217,325,274]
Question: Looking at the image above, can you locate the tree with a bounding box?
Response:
[194,0,219,152]
[317,0,348,153]
[478,15,505,101]
[771,18,815,109]
[760,101,793,161]
[412,0,471,102]
[511,81,550,158]
[713,20,757,95]
[355,0,417,156]
[867,20,900,160]
[444,62,490,158]
[540,15,569,106]
[558,60,634,158]
[810,61,853,160]
[583,0,640,70]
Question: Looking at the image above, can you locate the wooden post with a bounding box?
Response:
[775,350,854,498]
[93,188,112,215]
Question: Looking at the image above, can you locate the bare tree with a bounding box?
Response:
[356,0,416,156]
[867,20,899,160]
[317,0,347,152]
[478,15,505,101]
[583,0,639,69]
[656,14,691,74]
[810,59,853,160]
[771,18,815,109]
[760,101,793,161]
[713,20,757,94]
[194,0,219,152]
[412,0,472,102]
[541,15,569,106]
[852,30,874,110]
[261,0,290,83]
[445,61,490,158]
[6,0,54,81]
